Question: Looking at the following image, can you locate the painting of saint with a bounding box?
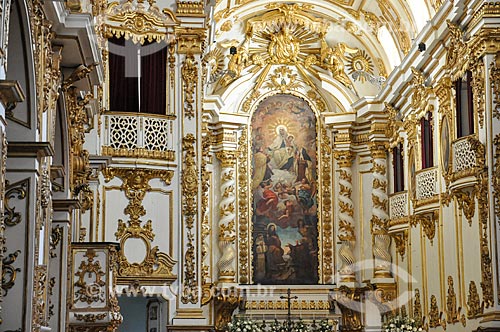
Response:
[251,94,318,284]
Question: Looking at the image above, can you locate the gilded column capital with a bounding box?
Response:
[369,141,389,159]
[216,151,237,168]
[334,150,354,168]
[175,27,206,54]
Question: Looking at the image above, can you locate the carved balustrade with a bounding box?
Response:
[68,243,122,332]
[388,191,409,228]
[450,135,478,185]
[101,112,175,161]
[415,167,439,200]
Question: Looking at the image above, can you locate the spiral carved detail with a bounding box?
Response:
[339,240,356,279]
[337,166,356,281]
[370,153,391,277]
[217,167,237,280]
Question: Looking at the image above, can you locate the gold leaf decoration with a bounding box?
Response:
[347,50,374,83]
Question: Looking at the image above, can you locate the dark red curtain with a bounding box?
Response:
[108,36,139,112]
[140,41,167,114]
[393,144,405,192]
[421,114,434,169]
[466,70,474,135]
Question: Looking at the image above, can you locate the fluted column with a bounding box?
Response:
[334,150,356,282]
[370,142,392,278]
[216,151,237,283]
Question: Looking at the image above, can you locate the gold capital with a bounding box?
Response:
[334,150,354,168]
[369,142,389,159]
[216,151,237,168]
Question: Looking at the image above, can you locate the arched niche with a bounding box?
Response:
[5,0,36,136]
[51,96,71,197]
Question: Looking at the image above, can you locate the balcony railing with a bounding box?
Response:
[389,191,408,221]
[415,167,439,202]
[451,135,478,178]
[101,112,175,161]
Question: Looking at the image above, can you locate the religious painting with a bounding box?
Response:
[251,94,318,284]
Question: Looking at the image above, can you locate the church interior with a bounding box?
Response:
[0,0,499,331]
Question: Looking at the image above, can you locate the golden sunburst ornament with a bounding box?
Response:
[347,50,374,83]
[203,48,224,82]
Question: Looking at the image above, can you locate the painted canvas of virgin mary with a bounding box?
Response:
[251,94,318,284]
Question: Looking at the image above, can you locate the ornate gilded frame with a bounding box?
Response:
[236,89,334,285]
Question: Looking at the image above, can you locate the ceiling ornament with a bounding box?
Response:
[216,3,362,93]
[264,66,302,93]
[347,50,374,83]
[377,0,411,54]
[103,0,179,44]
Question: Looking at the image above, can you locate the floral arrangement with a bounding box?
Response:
[227,318,263,332]
[268,319,287,332]
[226,317,338,332]
[294,318,308,332]
[315,319,334,332]
[382,316,423,332]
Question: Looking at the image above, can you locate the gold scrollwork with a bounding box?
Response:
[391,230,408,260]
[466,281,483,319]
[4,180,27,227]
[413,289,423,326]
[74,313,107,323]
[410,67,433,112]
[445,276,462,324]
[471,58,485,128]
[428,294,446,329]
[370,142,391,277]
[74,249,106,305]
[49,226,63,258]
[181,53,198,120]
[103,167,176,282]
[264,66,302,93]
[411,212,438,244]
[494,135,500,222]
[469,138,494,309]
[181,134,198,304]
[237,129,250,284]
[445,21,469,80]
[33,265,48,330]
[26,0,61,135]
[64,85,92,193]
[200,133,212,304]
[214,288,243,331]
[1,250,21,295]
[104,1,178,44]
[321,128,334,283]
[491,55,500,121]
[335,286,363,331]
[176,28,205,54]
